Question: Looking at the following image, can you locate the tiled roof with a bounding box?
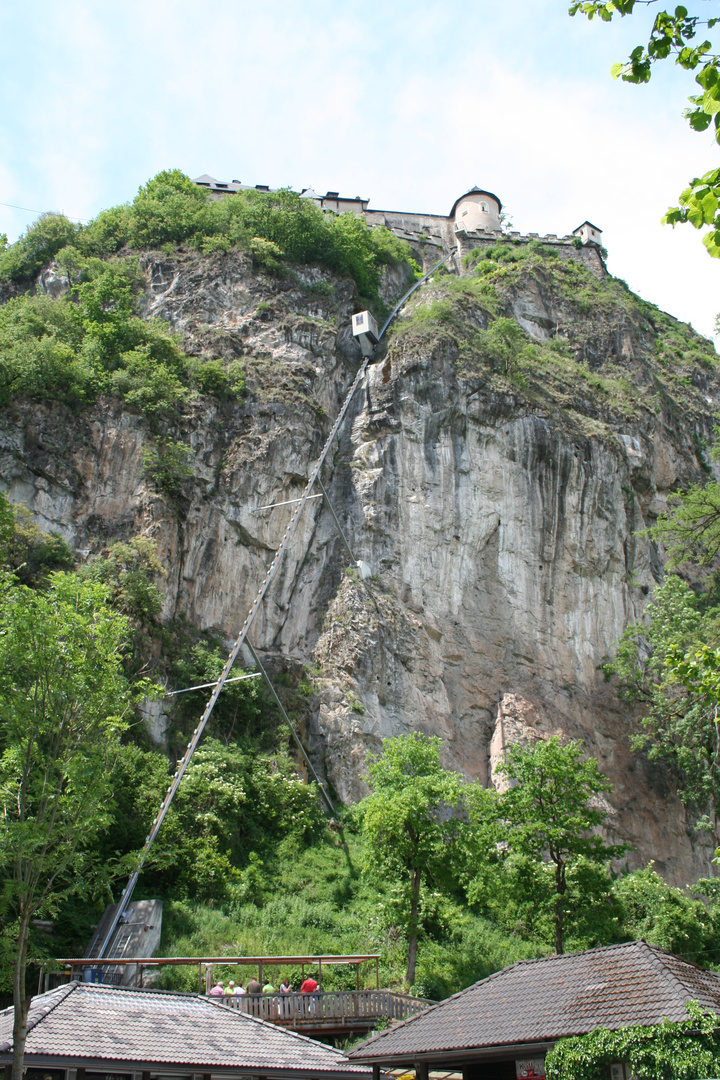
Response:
[0,982,371,1074]
[348,940,720,1063]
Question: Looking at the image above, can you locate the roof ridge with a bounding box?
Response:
[347,941,674,1057]
[348,962,534,1055]
[80,981,220,1003]
[638,939,717,1001]
[0,981,79,1052]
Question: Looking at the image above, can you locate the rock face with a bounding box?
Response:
[1,247,718,884]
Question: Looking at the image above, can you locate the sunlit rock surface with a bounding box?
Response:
[1,247,717,883]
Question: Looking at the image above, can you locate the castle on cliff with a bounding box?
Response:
[193,175,605,275]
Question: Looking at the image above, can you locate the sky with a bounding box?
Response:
[0,0,718,338]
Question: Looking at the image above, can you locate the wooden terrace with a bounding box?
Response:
[52,954,431,1039]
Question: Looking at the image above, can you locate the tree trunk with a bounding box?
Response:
[554,860,566,955]
[12,908,31,1080]
[406,870,421,985]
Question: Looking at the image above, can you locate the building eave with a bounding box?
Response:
[0,1053,371,1078]
[350,1040,556,1067]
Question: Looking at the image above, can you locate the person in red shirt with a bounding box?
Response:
[299,973,319,1015]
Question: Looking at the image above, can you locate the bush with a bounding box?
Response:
[0,171,413,307]
[0,493,74,587]
[0,261,192,412]
[612,865,712,963]
[0,213,79,281]
[142,437,194,499]
[188,357,245,399]
[249,237,284,273]
[546,1003,720,1080]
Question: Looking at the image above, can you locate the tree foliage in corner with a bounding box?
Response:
[604,416,720,845]
[569,0,720,256]
[546,1001,720,1080]
[0,558,149,1079]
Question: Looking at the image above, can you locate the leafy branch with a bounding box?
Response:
[569,1,720,256]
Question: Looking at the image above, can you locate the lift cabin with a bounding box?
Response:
[352,310,379,356]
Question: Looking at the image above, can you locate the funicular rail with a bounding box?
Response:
[96,255,452,959]
[218,990,429,1029]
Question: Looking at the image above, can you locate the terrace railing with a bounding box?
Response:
[218,989,429,1029]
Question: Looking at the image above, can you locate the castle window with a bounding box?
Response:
[481,203,487,212]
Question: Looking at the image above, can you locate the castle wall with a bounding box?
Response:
[365,208,605,277]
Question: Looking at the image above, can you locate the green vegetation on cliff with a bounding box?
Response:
[604,425,720,850]
[3,182,720,1013]
[4,500,720,1007]
[0,261,223,411]
[0,170,412,417]
[394,239,717,440]
[0,176,714,443]
[0,171,410,295]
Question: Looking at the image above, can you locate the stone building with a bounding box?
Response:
[191,175,605,273]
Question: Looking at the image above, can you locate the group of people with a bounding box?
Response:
[209,975,319,997]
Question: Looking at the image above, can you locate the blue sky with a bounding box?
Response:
[1,0,718,337]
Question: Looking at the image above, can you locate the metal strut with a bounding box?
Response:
[245,641,336,816]
[165,672,262,696]
[98,251,451,958]
[315,477,358,568]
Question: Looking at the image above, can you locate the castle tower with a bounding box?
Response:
[451,186,502,234]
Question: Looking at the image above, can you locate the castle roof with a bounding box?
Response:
[573,220,602,233]
[450,186,502,217]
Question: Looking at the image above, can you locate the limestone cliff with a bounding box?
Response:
[1,243,717,884]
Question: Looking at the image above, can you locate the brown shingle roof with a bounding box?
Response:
[0,982,371,1075]
[348,941,720,1064]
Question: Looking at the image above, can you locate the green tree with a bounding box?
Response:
[612,864,712,962]
[0,213,79,281]
[546,1001,720,1080]
[0,499,74,588]
[76,537,164,627]
[569,1,720,256]
[494,737,627,954]
[604,568,720,839]
[648,457,720,570]
[128,169,210,249]
[0,570,144,1079]
[359,733,467,985]
[599,424,720,841]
